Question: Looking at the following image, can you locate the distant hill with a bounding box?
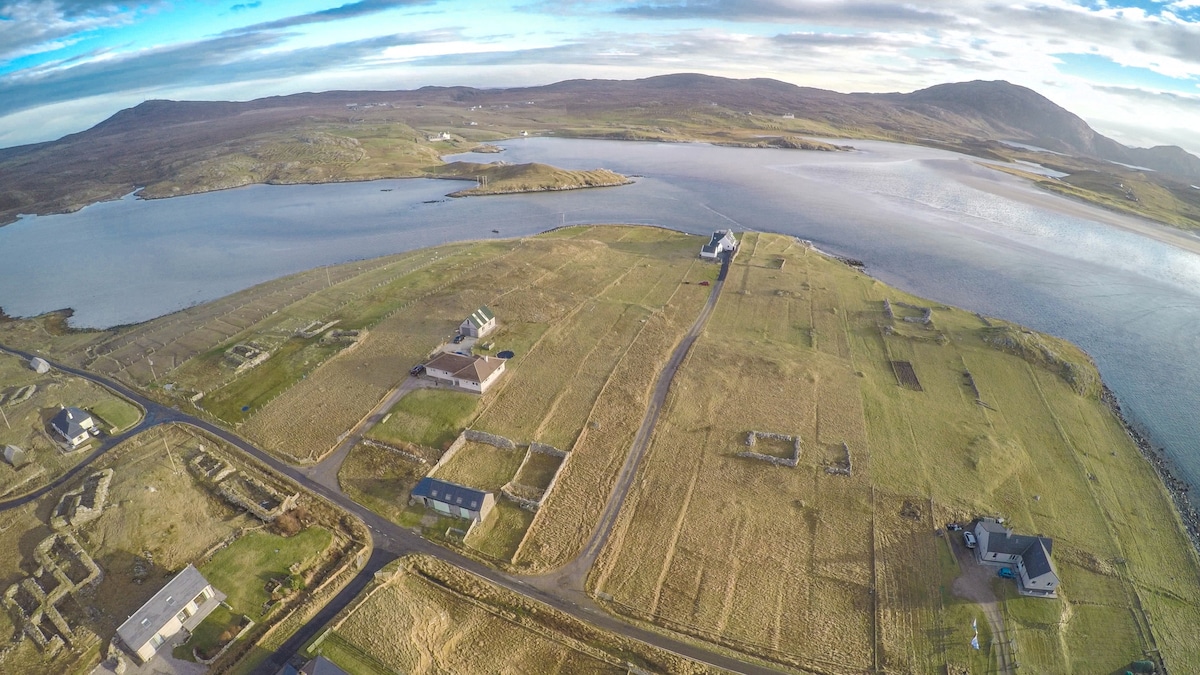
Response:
[3,73,1199,227]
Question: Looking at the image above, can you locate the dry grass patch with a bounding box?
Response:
[432,441,523,492]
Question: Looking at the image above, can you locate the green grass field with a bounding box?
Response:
[201,527,333,622]
[367,389,478,450]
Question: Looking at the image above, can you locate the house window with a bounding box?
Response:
[141,618,151,627]
[177,609,189,623]
[192,589,210,606]
[150,634,165,649]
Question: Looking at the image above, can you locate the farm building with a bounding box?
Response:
[3,445,27,467]
[974,518,1060,597]
[410,477,495,522]
[50,406,97,448]
[700,230,738,259]
[459,305,497,338]
[116,564,225,664]
[29,356,50,374]
[424,352,506,393]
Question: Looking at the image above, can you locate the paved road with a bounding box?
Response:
[0,254,791,675]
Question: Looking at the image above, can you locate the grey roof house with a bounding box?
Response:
[116,564,225,663]
[410,477,495,522]
[3,445,27,467]
[29,356,50,374]
[50,406,96,448]
[700,230,737,259]
[974,518,1059,598]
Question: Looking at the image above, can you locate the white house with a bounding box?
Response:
[974,518,1060,598]
[459,306,497,338]
[700,230,738,259]
[29,357,50,374]
[424,353,506,393]
[3,445,27,467]
[116,565,225,664]
[410,477,495,522]
[50,407,96,448]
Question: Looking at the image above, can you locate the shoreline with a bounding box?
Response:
[1101,383,1200,552]
[812,239,1200,559]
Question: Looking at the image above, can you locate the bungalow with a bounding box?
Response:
[459,306,497,338]
[974,518,1060,598]
[116,564,225,664]
[424,352,506,393]
[410,477,495,522]
[29,357,50,374]
[50,406,96,448]
[700,230,738,260]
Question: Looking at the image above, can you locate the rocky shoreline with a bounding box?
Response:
[1100,384,1200,554]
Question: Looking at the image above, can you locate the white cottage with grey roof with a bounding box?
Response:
[50,406,96,448]
[29,356,50,374]
[974,518,1059,597]
[116,564,225,663]
[410,477,495,522]
[700,230,737,259]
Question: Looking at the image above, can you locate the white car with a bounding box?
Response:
[963,531,977,549]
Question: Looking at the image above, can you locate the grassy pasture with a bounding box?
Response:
[432,440,524,492]
[321,562,625,675]
[366,389,478,450]
[592,232,1200,674]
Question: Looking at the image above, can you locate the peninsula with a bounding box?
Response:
[1,226,1196,675]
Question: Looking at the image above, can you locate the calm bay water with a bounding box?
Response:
[2,138,1198,487]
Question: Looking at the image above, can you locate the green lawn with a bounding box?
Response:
[200,527,332,621]
[172,604,243,662]
[368,389,479,450]
[88,398,141,431]
[432,442,524,492]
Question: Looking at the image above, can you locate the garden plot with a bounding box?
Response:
[338,441,441,525]
[431,440,525,493]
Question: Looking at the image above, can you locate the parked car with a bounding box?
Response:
[409,364,425,376]
[998,567,1016,579]
[452,334,466,344]
[947,522,962,532]
[963,531,977,549]
[699,280,711,286]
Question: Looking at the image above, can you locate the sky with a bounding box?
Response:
[3,0,1200,153]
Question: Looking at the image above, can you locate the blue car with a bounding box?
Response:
[998,567,1016,579]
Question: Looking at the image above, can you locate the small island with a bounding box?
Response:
[425,161,631,197]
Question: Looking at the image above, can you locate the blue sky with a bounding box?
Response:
[3,0,1200,153]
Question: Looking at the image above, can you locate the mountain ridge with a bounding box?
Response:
[3,73,1200,228]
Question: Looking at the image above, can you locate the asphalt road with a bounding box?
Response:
[0,254,793,675]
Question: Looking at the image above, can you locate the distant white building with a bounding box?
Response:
[116,565,225,664]
[3,445,27,467]
[29,357,50,374]
[700,230,738,260]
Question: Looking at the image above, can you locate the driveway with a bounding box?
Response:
[950,536,1016,674]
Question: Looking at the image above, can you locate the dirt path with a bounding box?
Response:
[529,253,730,601]
[950,539,1016,675]
[300,374,433,491]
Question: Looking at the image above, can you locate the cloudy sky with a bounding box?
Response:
[3,0,1200,152]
